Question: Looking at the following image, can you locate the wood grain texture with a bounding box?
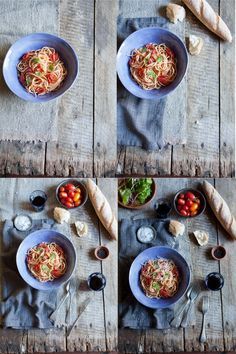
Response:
[46,0,94,177]
[219,0,235,177]
[94,0,118,177]
[0,178,117,352]
[97,178,118,351]
[118,178,235,352]
[216,179,236,351]
[117,0,235,178]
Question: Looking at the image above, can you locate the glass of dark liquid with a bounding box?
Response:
[155,198,172,219]
[29,190,47,212]
[87,272,106,291]
[205,272,224,291]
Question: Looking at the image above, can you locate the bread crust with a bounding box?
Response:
[182,0,232,42]
[202,181,236,240]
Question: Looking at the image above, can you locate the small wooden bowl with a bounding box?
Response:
[94,246,110,261]
[211,245,226,260]
[118,178,156,209]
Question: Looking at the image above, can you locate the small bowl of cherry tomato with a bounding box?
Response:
[173,188,206,218]
[56,179,88,209]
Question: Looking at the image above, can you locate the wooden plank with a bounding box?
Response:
[45,0,94,177]
[172,0,220,177]
[219,0,235,177]
[94,0,118,177]
[97,178,118,351]
[216,179,236,351]
[118,178,226,352]
[65,179,106,352]
[0,141,45,176]
[117,145,172,176]
[117,0,186,177]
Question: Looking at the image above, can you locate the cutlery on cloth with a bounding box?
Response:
[181,284,200,328]
[67,296,91,337]
[170,286,192,327]
[49,282,71,322]
[199,295,209,343]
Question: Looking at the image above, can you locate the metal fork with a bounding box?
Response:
[49,282,71,321]
[199,295,209,343]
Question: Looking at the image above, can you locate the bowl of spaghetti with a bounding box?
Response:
[129,246,190,308]
[16,229,76,290]
[117,27,188,99]
[3,33,78,102]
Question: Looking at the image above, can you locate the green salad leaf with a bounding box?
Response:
[118,178,153,206]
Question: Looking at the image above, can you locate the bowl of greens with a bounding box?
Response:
[118,178,156,209]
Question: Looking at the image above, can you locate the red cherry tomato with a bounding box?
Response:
[191,210,198,217]
[186,199,193,207]
[177,198,185,205]
[64,183,76,191]
[68,191,75,198]
[180,209,188,216]
[182,205,189,211]
[59,186,65,192]
[74,200,81,207]
[177,205,182,211]
[66,197,74,204]
[60,198,67,205]
[59,192,67,199]
[179,193,185,199]
[185,192,196,200]
[65,202,74,208]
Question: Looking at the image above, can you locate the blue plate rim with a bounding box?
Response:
[16,229,77,291]
[2,32,79,102]
[116,26,189,100]
[129,245,191,309]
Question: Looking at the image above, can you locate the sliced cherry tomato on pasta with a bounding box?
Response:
[159,288,170,298]
[46,73,57,84]
[158,76,170,85]
[50,52,59,62]
[166,48,174,57]
[34,87,46,94]
[52,269,62,278]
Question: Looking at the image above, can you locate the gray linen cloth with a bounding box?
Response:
[119,218,179,329]
[118,16,187,150]
[0,219,73,329]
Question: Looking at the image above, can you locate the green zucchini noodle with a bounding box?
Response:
[129,43,177,90]
[26,242,67,282]
[140,258,180,299]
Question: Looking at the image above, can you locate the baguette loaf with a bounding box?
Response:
[86,179,117,240]
[182,0,232,42]
[202,180,236,240]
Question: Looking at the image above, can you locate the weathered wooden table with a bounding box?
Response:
[0,0,117,177]
[0,178,117,353]
[119,178,236,352]
[117,0,235,177]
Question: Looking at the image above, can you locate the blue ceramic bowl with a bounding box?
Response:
[129,246,191,308]
[16,229,77,290]
[117,27,188,99]
[3,33,78,102]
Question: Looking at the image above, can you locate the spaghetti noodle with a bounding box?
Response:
[26,242,67,282]
[129,43,177,90]
[17,47,67,95]
[140,258,180,299]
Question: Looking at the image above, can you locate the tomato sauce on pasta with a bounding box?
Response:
[140,258,180,299]
[129,43,177,90]
[17,47,67,95]
[26,242,67,282]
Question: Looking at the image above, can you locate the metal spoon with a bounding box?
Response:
[170,286,192,328]
[199,295,209,343]
[181,285,200,328]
